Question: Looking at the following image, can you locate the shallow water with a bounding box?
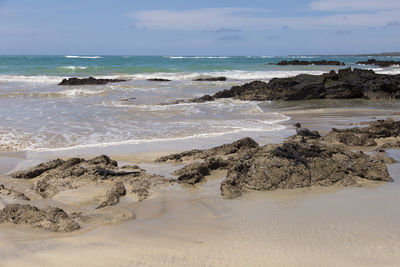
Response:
[1,55,400,152]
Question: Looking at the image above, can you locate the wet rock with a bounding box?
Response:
[58,77,128,86]
[146,78,171,82]
[12,155,172,199]
[173,157,229,185]
[0,204,80,232]
[174,162,210,185]
[156,137,259,162]
[194,77,227,81]
[0,184,30,201]
[96,182,126,209]
[274,60,345,66]
[323,119,400,146]
[357,59,400,68]
[221,139,392,199]
[193,68,400,102]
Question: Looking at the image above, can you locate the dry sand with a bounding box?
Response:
[1,111,400,266]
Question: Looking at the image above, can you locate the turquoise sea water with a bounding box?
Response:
[0,55,399,152]
[1,55,400,76]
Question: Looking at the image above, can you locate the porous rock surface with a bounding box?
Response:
[12,155,172,199]
[0,204,80,232]
[160,120,396,198]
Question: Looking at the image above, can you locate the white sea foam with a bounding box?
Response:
[165,56,230,59]
[59,88,105,97]
[65,56,102,59]
[0,75,62,84]
[59,66,88,70]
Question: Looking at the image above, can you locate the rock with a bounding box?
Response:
[0,184,30,201]
[323,119,400,146]
[156,137,259,162]
[174,162,210,184]
[194,77,227,81]
[146,78,172,82]
[11,155,172,199]
[357,59,400,68]
[273,60,345,66]
[121,97,136,101]
[220,139,392,199]
[96,182,126,209]
[192,68,400,102]
[58,77,127,86]
[0,204,80,232]
[172,157,229,185]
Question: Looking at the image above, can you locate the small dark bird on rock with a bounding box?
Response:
[293,123,321,142]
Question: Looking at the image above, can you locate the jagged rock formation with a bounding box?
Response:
[357,59,400,68]
[192,68,400,102]
[58,77,127,86]
[274,60,344,66]
[12,155,172,199]
[323,119,400,147]
[194,77,227,81]
[146,78,171,82]
[0,204,80,232]
[156,137,259,162]
[159,119,396,198]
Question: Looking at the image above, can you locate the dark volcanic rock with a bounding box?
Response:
[357,59,400,68]
[146,78,172,82]
[161,120,396,198]
[173,157,229,185]
[58,77,127,86]
[323,119,400,146]
[274,60,344,66]
[221,139,392,199]
[194,77,227,81]
[11,155,172,199]
[156,137,259,162]
[96,182,126,209]
[0,204,80,232]
[192,68,400,102]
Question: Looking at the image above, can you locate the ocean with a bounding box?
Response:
[1,55,400,152]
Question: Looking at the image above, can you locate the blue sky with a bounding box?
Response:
[0,0,399,55]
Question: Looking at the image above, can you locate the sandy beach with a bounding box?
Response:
[1,108,400,267]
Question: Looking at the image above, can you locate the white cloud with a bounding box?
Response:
[310,0,400,11]
[130,8,269,30]
[129,7,400,30]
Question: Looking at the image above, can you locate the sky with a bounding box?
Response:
[0,0,399,55]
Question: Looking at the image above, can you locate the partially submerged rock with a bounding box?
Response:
[0,204,80,232]
[357,59,400,68]
[58,77,127,86]
[273,60,344,66]
[0,184,30,201]
[12,155,172,199]
[194,77,227,81]
[146,78,172,82]
[192,68,400,102]
[96,182,126,209]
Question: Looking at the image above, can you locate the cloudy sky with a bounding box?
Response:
[1,0,399,55]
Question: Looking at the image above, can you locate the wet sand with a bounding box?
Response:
[1,110,400,266]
